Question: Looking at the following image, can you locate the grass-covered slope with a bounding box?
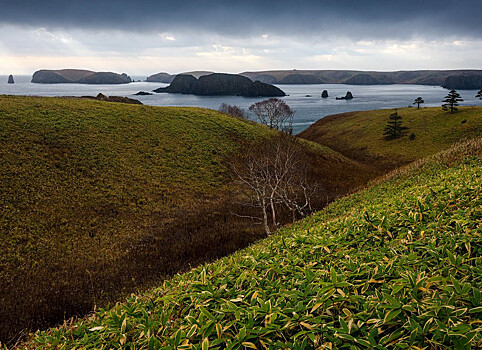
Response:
[0,96,372,344]
[299,106,482,170]
[26,139,482,349]
[0,95,273,341]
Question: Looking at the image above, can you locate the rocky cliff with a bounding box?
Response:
[32,69,132,84]
[442,75,482,90]
[241,70,482,86]
[154,73,285,97]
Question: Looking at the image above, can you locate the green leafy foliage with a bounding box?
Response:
[25,139,482,349]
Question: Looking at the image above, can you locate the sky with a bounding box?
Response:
[0,0,481,76]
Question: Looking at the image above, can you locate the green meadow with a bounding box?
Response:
[299,106,482,170]
[25,139,482,349]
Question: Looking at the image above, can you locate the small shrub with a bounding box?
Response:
[409,133,416,140]
[219,103,246,119]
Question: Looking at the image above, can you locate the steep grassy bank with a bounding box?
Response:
[24,139,482,349]
[0,96,371,344]
[299,106,482,170]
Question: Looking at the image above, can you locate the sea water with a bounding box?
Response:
[1,75,481,134]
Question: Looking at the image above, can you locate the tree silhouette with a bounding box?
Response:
[442,89,463,114]
[476,89,482,100]
[249,98,294,133]
[413,97,424,109]
[219,103,246,119]
[383,110,408,140]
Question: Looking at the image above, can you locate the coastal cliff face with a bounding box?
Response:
[344,73,392,85]
[241,69,482,86]
[442,75,482,90]
[154,73,285,97]
[32,69,132,84]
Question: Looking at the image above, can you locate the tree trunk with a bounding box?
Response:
[261,198,271,236]
[270,194,277,226]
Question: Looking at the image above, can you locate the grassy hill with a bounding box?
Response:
[299,106,482,170]
[23,139,482,349]
[0,96,371,344]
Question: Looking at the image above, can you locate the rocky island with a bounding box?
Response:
[154,73,285,97]
[146,71,214,83]
[7,75,14,84]
[32,69,132,84]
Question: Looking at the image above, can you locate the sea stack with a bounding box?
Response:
[321,90,328,98]
[7,75,14,84]
[336,91,354,100]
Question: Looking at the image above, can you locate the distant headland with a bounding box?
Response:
[240,69,482,89]
[32,69,132,84]
[153,73,286,97]
[146,69,482,90]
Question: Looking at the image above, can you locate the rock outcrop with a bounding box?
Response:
[77,93,142,104]
[336,91,354,100]
[154,73,285,97]
[321,90,328,98]
[134,91,153,96]
[32,69,132,84]
[7,75,14,84]
[442,75,482,90]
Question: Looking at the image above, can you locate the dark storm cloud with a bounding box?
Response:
[1,0,481,39]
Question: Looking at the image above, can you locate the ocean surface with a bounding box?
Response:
[2,75,481,134]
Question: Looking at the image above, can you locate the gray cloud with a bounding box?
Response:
[1,1,481,39]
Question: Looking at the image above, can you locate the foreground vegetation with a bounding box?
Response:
[0,96,371,344]
[299,106,482,170]
[24,139,482,349]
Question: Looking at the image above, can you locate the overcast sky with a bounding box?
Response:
[1,0,481,75]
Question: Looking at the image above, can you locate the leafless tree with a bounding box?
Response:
[231,134,319,236]
[249,98,294,133]
[219,103,246,119]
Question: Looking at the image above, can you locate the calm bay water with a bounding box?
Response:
[1,75,481,134]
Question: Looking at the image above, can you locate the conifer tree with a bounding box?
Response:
[442,89,463,113]
[413,97,424,109]
[383,110,408,140]
[476,89,482,100]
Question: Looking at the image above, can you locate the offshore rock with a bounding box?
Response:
[7,75,14,84]
[336,91,354,100]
